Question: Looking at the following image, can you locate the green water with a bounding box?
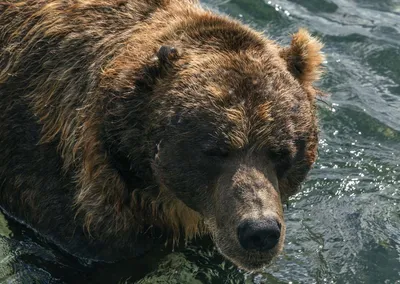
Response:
[0,0,399,283]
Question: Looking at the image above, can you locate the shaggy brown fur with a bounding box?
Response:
[0,0,324,270]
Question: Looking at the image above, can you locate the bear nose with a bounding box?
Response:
[237,218,281,252]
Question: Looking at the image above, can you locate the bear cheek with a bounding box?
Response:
[152,142,219,214]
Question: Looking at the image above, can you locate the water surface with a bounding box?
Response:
[1,0,399,283]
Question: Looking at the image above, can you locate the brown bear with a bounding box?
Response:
[0,0,324,271]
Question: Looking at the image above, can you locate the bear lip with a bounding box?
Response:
[223,251,275,272]
[213,238,279,272]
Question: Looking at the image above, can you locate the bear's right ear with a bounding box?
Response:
[280,28,324,87]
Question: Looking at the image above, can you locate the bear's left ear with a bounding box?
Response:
[156,45,180,65]
[280,28,324,87]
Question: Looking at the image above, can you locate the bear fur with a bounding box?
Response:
[0,0,324,270]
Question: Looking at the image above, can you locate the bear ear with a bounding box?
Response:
[156,45,180,65]
[280,28,324,86]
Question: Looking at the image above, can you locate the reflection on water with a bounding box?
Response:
[1,0,400,283]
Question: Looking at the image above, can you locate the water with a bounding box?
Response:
[1,0,399,283]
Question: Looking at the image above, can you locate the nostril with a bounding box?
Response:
[237,218,281,252]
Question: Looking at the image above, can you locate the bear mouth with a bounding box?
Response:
[203,214,285,272]
[211,230,282,272]
[215,242,278,271]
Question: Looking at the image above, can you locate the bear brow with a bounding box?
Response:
[248,101,276,150]
[220,91,279,151]
[223,105,249,149]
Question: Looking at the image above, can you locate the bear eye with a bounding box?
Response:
[268,148,292,178]
[268,148,290,161]
[203,147,229,158]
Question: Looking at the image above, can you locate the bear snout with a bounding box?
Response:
[237,217,281,252]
